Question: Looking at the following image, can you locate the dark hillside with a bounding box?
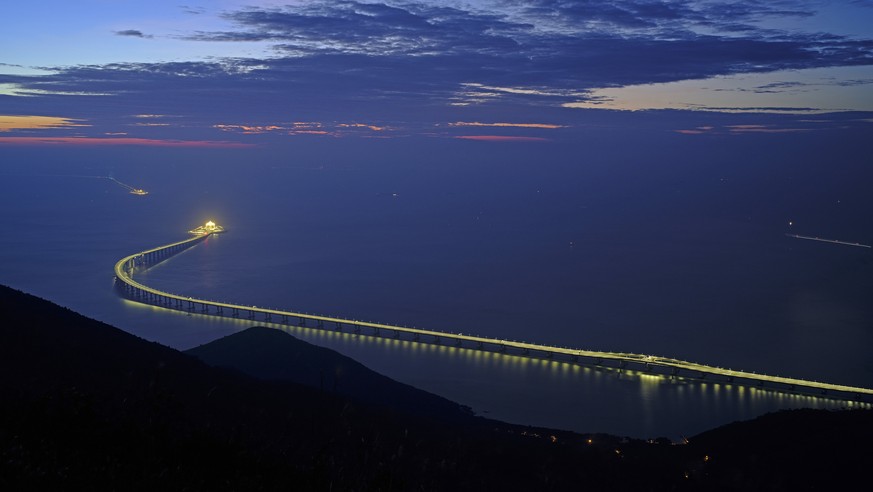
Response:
[0,285,680,490]
[683,407,873,490]
[186,326,474,422]
[2,284,871,491]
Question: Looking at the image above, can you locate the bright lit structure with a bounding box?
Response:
[112,223,873,402]
[189,220,225,235]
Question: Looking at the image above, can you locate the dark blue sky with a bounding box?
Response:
[2,0,872,145]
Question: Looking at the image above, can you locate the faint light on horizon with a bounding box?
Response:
[562,66,873,114]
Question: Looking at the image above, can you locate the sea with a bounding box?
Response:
[2,132,871,439]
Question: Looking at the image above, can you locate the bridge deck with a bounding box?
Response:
[114,232,873,400]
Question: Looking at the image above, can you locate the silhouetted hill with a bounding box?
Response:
[2,284,871,491]
[683,408,873,490]
[186,326,473,422]
[0,284,676,490]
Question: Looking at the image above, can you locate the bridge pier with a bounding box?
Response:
[264,313,271,322]
[373,327,380,336]
[434,336,441,344]
[354,326,361,335]
[248,310,255,320]
[335,322,343,332]
[298,318,306,327]
[454,339,462,348]
[393,330,400,339]
[232,308,239,317]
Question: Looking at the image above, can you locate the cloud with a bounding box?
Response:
[183,1,873,94]
[115,29,153,39]
[337,123,385,131]
[189,1,527,57]
[674,123,815,135]
[448,121,564,129]
[214,124,286,134]
[0,115,88,132]
[213,121,389,137]
[500,0,815,34]
[1,1,871,141]
[726,124,810,133]
[180,5,206,15]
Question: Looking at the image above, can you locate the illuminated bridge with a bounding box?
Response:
[115,223,873,402]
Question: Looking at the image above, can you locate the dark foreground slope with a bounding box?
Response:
[685,408,873,490]
[0,285,679,491]
[2,284,871,491]
[186,326,473,422]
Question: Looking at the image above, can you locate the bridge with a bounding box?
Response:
[114,223,873,402]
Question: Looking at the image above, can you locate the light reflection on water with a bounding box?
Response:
[124,299,868,439]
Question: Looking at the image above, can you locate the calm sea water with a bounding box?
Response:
[2,135,871,439]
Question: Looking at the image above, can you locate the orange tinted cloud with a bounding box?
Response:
[0,137,253,147]
[454,135,549,142]
[337,123,385,131]
[0,115,88,132]
[448,121,564,129]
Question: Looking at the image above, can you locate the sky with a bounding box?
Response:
[1,0,872,145]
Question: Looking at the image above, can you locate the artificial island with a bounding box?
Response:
[189,220,225,235]
[113,221,873,402]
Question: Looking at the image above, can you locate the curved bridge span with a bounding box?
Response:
[114,228,873,402]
